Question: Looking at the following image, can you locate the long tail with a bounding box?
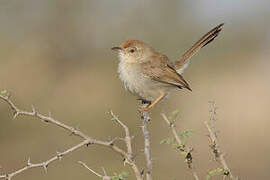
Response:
[175,23,224,74]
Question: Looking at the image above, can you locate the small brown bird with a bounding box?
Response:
[112,24,224,113]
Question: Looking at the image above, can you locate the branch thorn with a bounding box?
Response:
[27,158,31,166]
[56,151,63,160]
[13,112,19,120]
[31,105,37,115]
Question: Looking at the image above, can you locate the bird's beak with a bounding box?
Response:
[111,46,122,51]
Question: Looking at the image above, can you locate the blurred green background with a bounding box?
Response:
[1,0,270,179]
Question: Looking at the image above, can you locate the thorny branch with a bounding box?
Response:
[0,93,142,180]
[161,113,199,180]
[0,91,238,180]
[0,140,89,180]
[205,101,237,180]
[141,108,152,180]
[109,110,142,180]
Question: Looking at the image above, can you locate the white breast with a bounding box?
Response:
[118,60,145,96]
[118,58,169,102]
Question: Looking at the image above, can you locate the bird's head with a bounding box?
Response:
[112,40,155,63]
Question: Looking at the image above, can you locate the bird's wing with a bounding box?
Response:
[174,23,224,74]
[142,54,192,91]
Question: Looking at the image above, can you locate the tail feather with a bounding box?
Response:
[175,23,224,74]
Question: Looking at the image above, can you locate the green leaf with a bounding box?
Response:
[206,168,224,180]
[178,129,194,139]
[176,141,185,150]
[167,138,175,144]
[172,143,179,149]
[160,139,167,144]
[168,109,180,122]
[119,171,128,179]
[160,137,175,145]
[180,151,187,157]
[111,171,128,180]
[0,90,7,95]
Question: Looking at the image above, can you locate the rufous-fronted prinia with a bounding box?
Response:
[112,23,224,113]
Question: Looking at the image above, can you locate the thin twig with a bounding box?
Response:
[141,108,152,180]
[109,110,142,180]
[205,101,236,180]
[0,94,142,180]
[78,161,111,180]
[161,113,199,180]
[110,110,133,159]
[0,140,89,180]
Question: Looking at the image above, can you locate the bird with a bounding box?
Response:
[112,23,224,113]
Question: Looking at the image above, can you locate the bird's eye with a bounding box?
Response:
[129,48,135,53]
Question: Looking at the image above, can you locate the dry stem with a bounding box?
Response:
[0,93,142,180]
[141,109,152,180]
[205,101,236,180]
[161,113,199,180]
[109,110,142,180]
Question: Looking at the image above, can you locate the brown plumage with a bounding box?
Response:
[175,23,224,73]
[142,54,192,91]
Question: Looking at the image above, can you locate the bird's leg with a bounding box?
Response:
[140,93,165,113]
